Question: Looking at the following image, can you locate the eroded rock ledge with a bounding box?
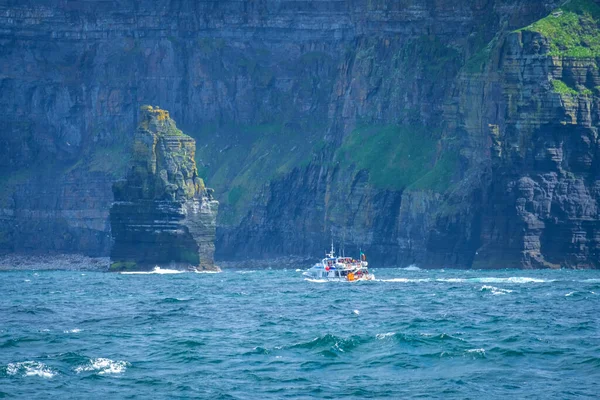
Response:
[109,106,219,272]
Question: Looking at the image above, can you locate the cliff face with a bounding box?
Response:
[1,0,598,268]
[217,0,600,268]
[110,106,218,271]
[469,2,600,268]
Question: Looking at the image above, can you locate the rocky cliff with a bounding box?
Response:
[1,0,598,268]
[110,106,218,271]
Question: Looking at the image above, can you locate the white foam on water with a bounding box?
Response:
[304,278,328,283]
[24,279,30,282]
[353,309,360,315]
[582,279,600,283]
[295,269,302,272]
[480,285,513,295]
[121,267,184,275]
[75,358,130,375]
[63,328,82,333]
[194,270,220,274]
[565,291,575,297]
[401,265,421,271]
[466,348,486,355]
[237,270,257,274]
[477,277,549,284]
[7,361,56,379]
[435,277,550,284]
[378,278,410,282]
[376,332,395,339]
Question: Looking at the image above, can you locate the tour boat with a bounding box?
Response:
[303,243,374,281]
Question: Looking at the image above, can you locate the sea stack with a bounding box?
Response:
[109,106,219,272]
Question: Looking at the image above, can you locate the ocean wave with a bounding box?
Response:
[375,332,396,340]
[477,277,550,284]
[63,328,82,333]
[120,267,185,275]
[366,276,551,284]
[74,358,130,375]
[246,334,370,357]
[435,277,550,284]
[480,285,513,295]
[304,278,328,283]
[418,332,466,343]
[289,334,366,354]
[160,297,194,303]
[194,270,220,274]
[6,361,56,378]
[564,291,595,298]
[465,348,486,357]
[401,265,421,271]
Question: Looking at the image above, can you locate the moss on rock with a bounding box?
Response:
[335,125,454,192]
[520,0,600,57]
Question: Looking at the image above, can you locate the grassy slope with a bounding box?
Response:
[520,0,600,57]
[465,0,600,93]
[520,0,600,96]
[335,125,456,193]
[193,123,325,224]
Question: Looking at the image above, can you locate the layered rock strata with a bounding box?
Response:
[2,0,598,269]
[109,106,218,271]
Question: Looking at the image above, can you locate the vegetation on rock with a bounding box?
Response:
[335,125,455,192]
[551,79,583,95]
[193,122,325,225]
[520,0,600,57]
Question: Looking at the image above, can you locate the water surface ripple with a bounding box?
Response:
[1,268,599,398]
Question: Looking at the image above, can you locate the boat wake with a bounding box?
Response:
[376,277,555,284]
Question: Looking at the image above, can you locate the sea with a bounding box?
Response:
[1,266,599,399]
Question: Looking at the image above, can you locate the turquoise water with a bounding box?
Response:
[1,267,599,399]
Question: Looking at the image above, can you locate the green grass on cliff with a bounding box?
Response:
[336,125,455,192]
[464,36,499,74]
[192,122,325,225]
[552,79,592,96]
[521,0,600,57]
